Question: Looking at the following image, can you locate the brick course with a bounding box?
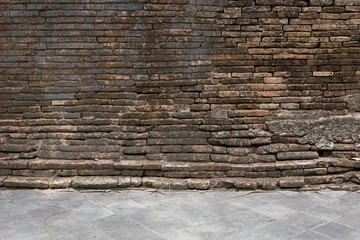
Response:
[0,0,360,190]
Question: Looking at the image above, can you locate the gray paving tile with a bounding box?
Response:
[338,192,360,203]
[90,214,131,233]
[162,190,201,198]
[252,202,296,219]
[0,202,24,216]
[228,194,269,209]
[164,190,248,208]
[335,208,360,229]
[23,233,55,240]
[302,204,346,220]
[0,222,47,240]
[50,195,90,210]
[26,205,66,221]
[45,190,85,204]
[198,201,247,216]
[130,192,172,207]
[293,192,334,204]
[165,191,220,207]
[107,199,148,215]
[149,201,218,226]
[90,215,166,240]
[325,198,360,213]
[318,190,348,198]
[162,227,224,240]
[225,209,274,229]
[281,212,324,230]
[291,230,335,240]
[119,189,155,198]
[279,190,299,197]
[70,201,115,221]
[38,210,84,230]
[270,196,315,211]
[313,222,360,240]
[106,223,163,240]
[191,191,249,203]
[187,217,240,235]
[250,191,288,203]
[48,193,116,221]
[84,191,130,206]
[4,190,54,210]
[3,190,46,201]
[126,209,190,235]
[224,220,305,240]
[0,193,10,203]
[52,224,110,240]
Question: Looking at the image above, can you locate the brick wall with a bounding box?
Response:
[1,0,360,190]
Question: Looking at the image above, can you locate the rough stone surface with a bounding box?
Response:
[4,177,48,189]
[0,1,359,189]
[279,177,305,188]
[345,94,360,112]
[72,177,118,188]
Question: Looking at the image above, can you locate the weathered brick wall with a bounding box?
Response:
[1,0,360,190]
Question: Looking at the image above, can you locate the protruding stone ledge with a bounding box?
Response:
[72,176,118,188]
[1,172,359,191]
[4,176,48,189]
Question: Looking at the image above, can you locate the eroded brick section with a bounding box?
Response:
[0,0,360,190]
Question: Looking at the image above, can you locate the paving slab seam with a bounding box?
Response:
[2,191,58,240]
[74,190,167,240]
[42,190,119,240]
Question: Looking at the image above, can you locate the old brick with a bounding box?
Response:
[114,160,142,170]
[187,179,211,190]
[233,178,257,190]
[72,176,118,188]
[4,176,49,188]
[304,168,327,175]
[49,160,92,170]
[117,177,132,188]
[282,169,304,176]
[279,177,304,188]
[227,171,246,177]
[277,152,319,160]
[56,170,78,177]
[227,147,251,156]
[122,170,143,177]
[313,71,334,77]
[208,139,252,147]
[0,160,28,169]
[49,178,73,188]
[257,178,278,190]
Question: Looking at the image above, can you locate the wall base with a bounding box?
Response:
[1,157,359,190]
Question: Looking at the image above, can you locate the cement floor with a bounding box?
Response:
[0,189,360,240]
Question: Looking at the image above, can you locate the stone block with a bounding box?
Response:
[4,177,49,188]
[49,178,73,188]
[277,152,319,160]
[72,177,118,188]
[279,177,305,188]
[0,160,28,169]
[187,179,211,190]
[313,71,334,77]
[257,178,278,189]
[233,178,257,189]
